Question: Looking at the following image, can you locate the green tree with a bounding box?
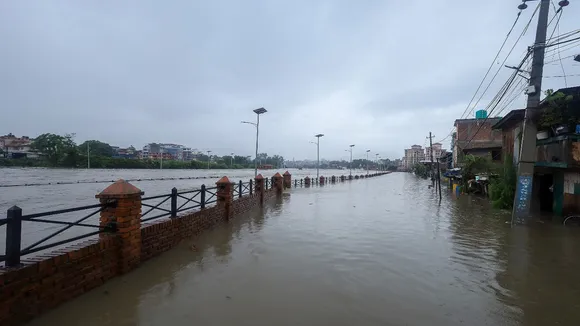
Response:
[78,140,114,157]
[411,163,429,179]
[32,133,77,166]
[489,155,517,209]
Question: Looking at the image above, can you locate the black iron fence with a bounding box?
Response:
[1,179,255,267]
[1,201,116,267]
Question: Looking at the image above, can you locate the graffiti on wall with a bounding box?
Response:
[515,174,533,216]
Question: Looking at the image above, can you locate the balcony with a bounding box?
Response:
[535,134,580,168]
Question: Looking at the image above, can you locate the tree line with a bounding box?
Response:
[0,133,286,170]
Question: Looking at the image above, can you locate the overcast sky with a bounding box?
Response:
[1,1,579,161]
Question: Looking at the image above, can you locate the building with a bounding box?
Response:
[0,133,38,159]
[493,86,580,217]
[112,146,139,159]
[141,143,199,161]
[403,145,425,170]
[453,115,502,166]
[425,143,445,162]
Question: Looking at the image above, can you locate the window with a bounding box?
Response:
[491,150,502,161]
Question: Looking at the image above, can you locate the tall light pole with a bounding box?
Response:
[315,134,324,179]
[242,107,267,177]
[375,153,379,171]
[230,152,234,167]
[349,144,355,176]
[207,150,212,170]
[87,142,90,169]
[366,149,370,175]
[160,147,163,170]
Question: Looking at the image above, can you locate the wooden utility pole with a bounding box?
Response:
[513,0,551,224]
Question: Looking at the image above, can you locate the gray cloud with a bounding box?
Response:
[1,0,579,161]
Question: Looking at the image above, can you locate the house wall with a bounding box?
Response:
[562,171,580,216]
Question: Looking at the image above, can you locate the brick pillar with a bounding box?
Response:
[331,176,336,183]
[319,176,325,185]
[96,179,143,274]
[273,172,284,194]
[355,175,359,179]
[283,171,292,189]
[216,176,233,220]
[255,174,265,204]
[305,176,311,187]
[340,175,345,182]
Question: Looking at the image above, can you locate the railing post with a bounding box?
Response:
[249,179,253,195]
[170,187,177,218]
[216,177,233,220]
[255,174,265,204]
[273,172,283,195]
[96,179,143,274]
[239,180,243,198]
[200,184,206,209]
[319,176,325,185]
[6,206,22,267]
[283,171,292,189]
[294,179,297,187]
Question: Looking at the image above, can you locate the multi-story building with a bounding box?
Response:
[425,143,445,161]
[403,145,425,170]
[0,133,38,158]
[142,143,201,161]
[453,115,502,166]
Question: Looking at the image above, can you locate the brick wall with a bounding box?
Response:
[455,119,502,142]
[0,238,118,325]
[0,184,277,326]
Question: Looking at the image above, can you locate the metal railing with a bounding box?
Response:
[1,201,116,267]
[232,180,253,199]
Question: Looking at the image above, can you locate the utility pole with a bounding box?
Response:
[230,152,234,167]
[207,150,212,170]
[366,150,370,175]
[428,132,435,187]
[437,157,442,200]
[349,144,355,176]
[315,134,324,179]
[160,147,163,169]
[87,142,90,169]
[513,0,551,224]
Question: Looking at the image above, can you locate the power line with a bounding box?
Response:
[458,51,531,151]
[456,9,526,122]
[436,6,538,144]
[462,3,540,122]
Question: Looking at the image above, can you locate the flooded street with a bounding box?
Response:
[27,173,580,325]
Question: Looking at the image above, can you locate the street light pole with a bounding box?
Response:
[242,107,267,177]
[230,152,234,167]
[87,142,90,169]
[375,153,379,171]
[315,134,324,179]
[207,150,212,170]
[366,150,370,175]
[349,144,355,176]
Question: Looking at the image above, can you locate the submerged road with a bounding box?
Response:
[30,173,580,326]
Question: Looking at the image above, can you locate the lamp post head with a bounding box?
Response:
[349,144,355,148]
[315,134,324,138]
[366,149,370,153]
[253,107,267,115]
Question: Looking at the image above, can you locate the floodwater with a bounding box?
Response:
[0,167,349,254]
[27,172,580,326]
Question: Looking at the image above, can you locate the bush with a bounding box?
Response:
[489,155,516,209]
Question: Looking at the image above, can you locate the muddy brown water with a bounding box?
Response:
[25,172,580,325]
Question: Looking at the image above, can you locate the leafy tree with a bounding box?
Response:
[489,155,517,209]
[78,140,114,157]
[411,163,429,179]
[32,133,77,166]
